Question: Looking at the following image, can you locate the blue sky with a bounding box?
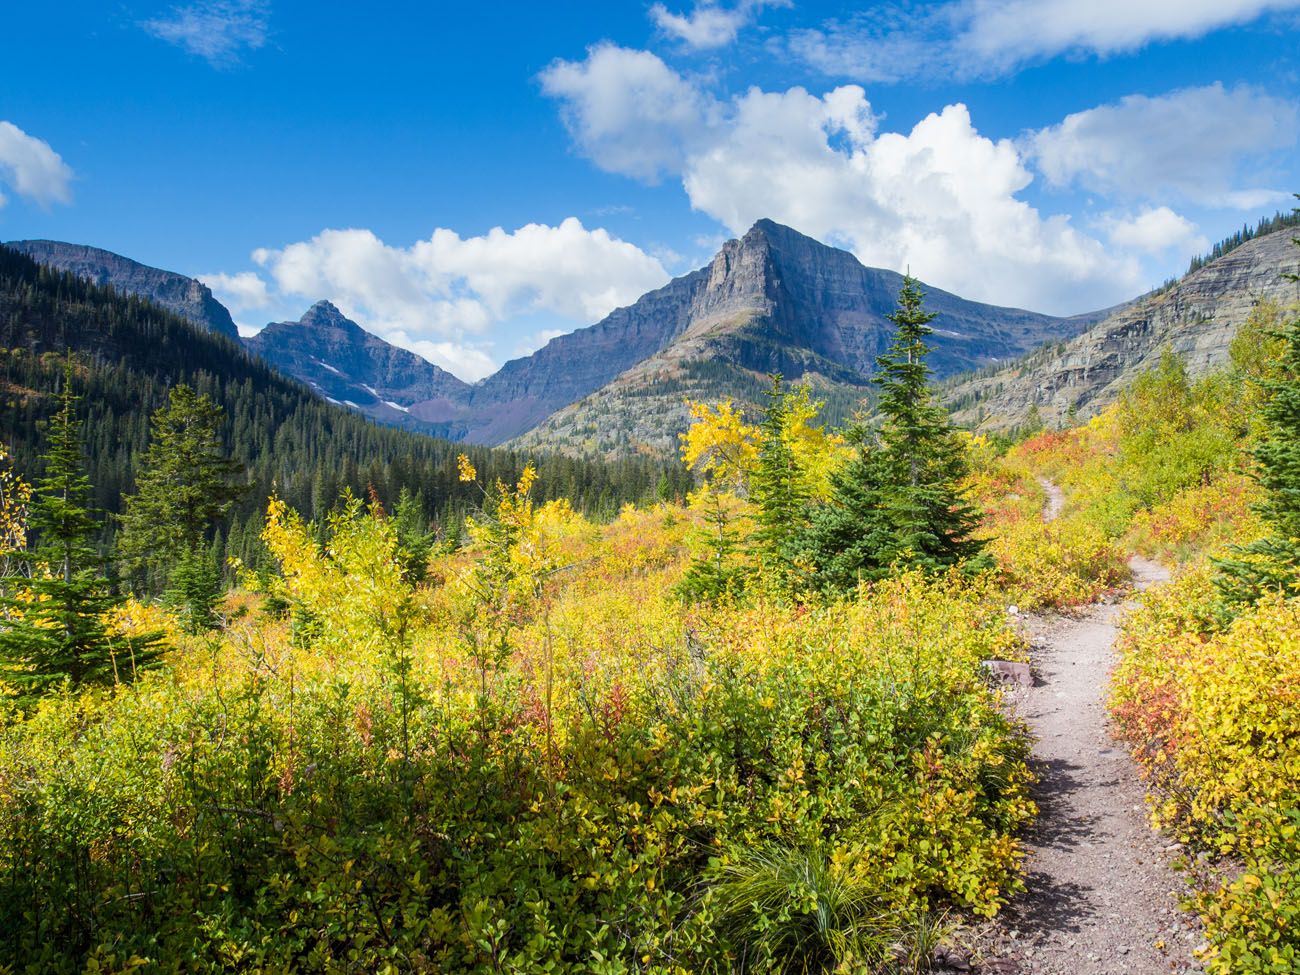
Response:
[2,1,1298,380]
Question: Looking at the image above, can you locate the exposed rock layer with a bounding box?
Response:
[945,230,1300,431]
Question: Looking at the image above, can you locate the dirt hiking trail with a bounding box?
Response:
[979,480,1203,974]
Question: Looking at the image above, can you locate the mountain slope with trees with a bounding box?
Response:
[0,245,690,571]
[4,240,241,340]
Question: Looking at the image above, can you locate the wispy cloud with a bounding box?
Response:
[789,0,1300,81]
[142,0,270,67]
[0,121,74,209]
[649,0,789,50]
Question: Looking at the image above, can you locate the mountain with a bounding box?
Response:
[4,240,241,340]
[943,228,1300,432]
[244,300,469,430]
[494,219,1098,456]
[11,222,1101,459]
[0,244,690,572]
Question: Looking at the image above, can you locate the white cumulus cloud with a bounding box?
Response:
[1028,83,1299,207]
[1098,207,1208,254]
[542,51,1150,313]
[142,0,269,67]
[199,270,271,313]
[246,218,669,380]
[539,44,721,182]
[0,121,73,208]
[690,89,1138,313]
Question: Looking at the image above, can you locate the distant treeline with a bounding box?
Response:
[1186,206,1300,276]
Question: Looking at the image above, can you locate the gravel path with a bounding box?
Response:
[1037,476,1066,523]
[975,485,1204,974]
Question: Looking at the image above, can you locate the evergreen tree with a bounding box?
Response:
[675,486,746,604]
[392,486,438,585]
[794,276,984,594]
[118,384,246,595]
[1215,222,1300,612]
[0,362,161,706]
[164,544,223,633]
[748,375,808,586]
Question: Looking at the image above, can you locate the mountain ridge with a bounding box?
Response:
[943,228,1300,431]
[3,239,241,340]
[9,221,1108,454]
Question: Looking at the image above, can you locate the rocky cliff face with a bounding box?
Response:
[443,267,712,443]
[245,301,469,428]
[500,220,1095,455]
[944,230,1300,431]
[4,240,241,340]
[459,220,1092,451]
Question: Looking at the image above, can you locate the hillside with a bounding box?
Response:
[4,240,241,340]
[944,228,1300,431]
[0,246,689,568]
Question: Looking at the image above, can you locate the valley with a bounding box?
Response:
[5,4,1300,971]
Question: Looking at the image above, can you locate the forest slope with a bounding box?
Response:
[0,245,688,566]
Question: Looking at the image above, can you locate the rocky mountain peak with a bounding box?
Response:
[245,302,469,427]
[297,300,355,330]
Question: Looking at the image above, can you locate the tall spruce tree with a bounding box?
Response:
[118,385,246,614]
[0,362,161,706]
[748,375,808,587]
[794,276,984,593]
[1215,219,1300,612]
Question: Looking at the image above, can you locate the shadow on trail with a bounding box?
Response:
[1006,872,1096,937]
[1023,756,1099,853]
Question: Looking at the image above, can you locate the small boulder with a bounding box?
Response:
[933,946,972,971]
[982,660,1033,687]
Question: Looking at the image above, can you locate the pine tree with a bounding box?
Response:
[392,486,438,585]
[0,361,162,706]
[164,544,223,633]
[118,384,246,594]
[675,486,746,604]
[748,375,808,587]
[793,276,984,594]
[1215,219,1300,612]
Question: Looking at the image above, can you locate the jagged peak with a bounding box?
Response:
[297,299,356,329]
[740,218,819,248]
